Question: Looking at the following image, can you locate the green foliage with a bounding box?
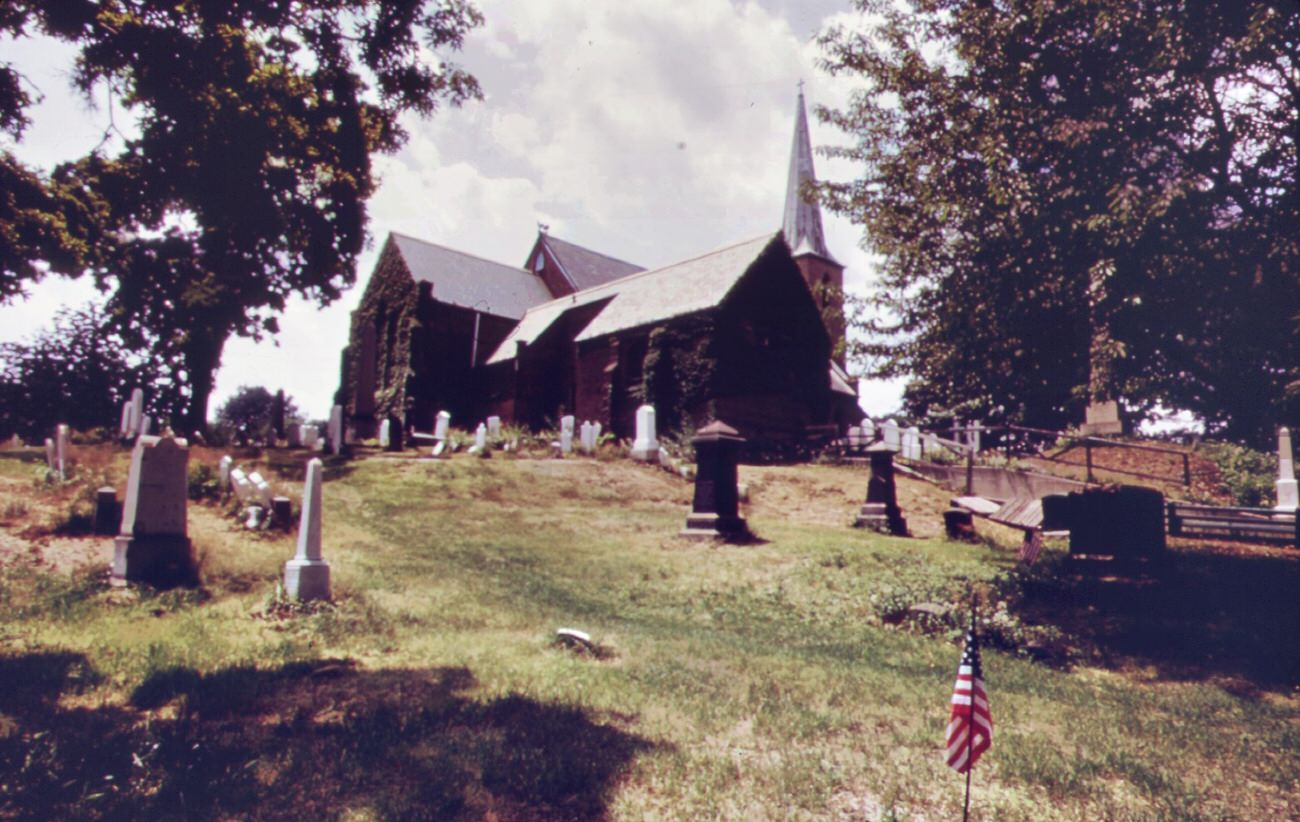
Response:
[639,319,717,434]
[214,386,298,446]
[0,1,484,430]
[821,0,1300,445]
[0,305,175,441]
[1197,441,1275,507]
[187,463,220,502]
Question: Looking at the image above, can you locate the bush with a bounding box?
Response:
[1198,441,1275,506]
[188,463,221,501]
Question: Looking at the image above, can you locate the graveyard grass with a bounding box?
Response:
[1,446,1299,820]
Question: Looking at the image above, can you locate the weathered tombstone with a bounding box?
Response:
[579,421,594,454]
[271,496,293,530]
[44,438,56,472]
[378,418,391,449]
[468,423,488,457]
[487,415,502,439]
[384,414,404,452]
[249,471,275,508]
[284,458,331,601]
[328,405,343,455]
[902,426,921,460]
[431,440,447,459]
[847,426,865,450]
[300,424,319,450]
[861,418,875,442]
[120,401,133,438]
[129,387,144,437]
[218,455,233,492]
[881,419,901,449]
[113,435,193,585]
[229,467,253,503]
[1041,485,1165,561]
[286,424,301,448]
[630,405,659,462]
[1277,427,1298,510]
[943,508,976,542]
[560,415,574,455]
[854,442,909,536]
[1081,400,1123,436]
[681,421,748,539]
[93,487,119,535]
[434,410,451,441]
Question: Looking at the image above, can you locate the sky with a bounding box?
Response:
[0,0,905,422]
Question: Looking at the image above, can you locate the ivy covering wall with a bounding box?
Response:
[339,240,419,428]
[638,316,718,433]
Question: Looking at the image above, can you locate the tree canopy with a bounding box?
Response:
[214,385,299,445]
[820,0,1300,444]
[0,1,483,433]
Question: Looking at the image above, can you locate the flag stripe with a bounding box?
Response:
[944,627,992,774]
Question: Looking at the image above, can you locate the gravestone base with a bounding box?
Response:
[680,511,749,541]
[854,502,908,536]
[284,558,331,601]
[943,508,976,541]
[1275,478,1298,511]
[112,534,195,587]
[630,444,659,462]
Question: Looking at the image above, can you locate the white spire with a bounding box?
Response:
[782,88,838,264]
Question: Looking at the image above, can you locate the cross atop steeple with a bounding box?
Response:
[782,87,837,264]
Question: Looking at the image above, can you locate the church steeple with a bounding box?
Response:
[782,87,837,265]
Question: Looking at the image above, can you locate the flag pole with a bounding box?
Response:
[962,598,975,822]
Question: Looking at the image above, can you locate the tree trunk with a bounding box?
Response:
[179,329,227,437]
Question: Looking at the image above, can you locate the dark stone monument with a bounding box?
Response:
[681,421,748,539]
[1041,485,1165,561]
[272,389,286,442]
[385,413,404,452]
[854,442,909,536]
[271,496,294,530]
[93,487,119,536]
[943,507,976,541]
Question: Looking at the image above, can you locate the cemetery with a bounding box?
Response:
[0,410,1297,820]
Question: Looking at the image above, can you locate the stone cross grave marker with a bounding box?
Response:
[630,405,659,462]
[284,457,331,601]
[113,435,193,585]
[1277,427,1298,510]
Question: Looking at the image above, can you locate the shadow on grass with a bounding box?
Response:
[1018,547,1300,690]
[0,654,658,820]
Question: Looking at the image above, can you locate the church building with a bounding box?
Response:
[335,92,862,445]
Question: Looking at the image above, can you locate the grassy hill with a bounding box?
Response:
[0,444,1297,820]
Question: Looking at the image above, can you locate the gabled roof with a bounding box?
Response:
[782,91,839,266]
[486,233,783,364]
[389,232,553,320]
[536,234,646,291]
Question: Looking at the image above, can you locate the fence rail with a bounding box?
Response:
[1167,501,1298,545]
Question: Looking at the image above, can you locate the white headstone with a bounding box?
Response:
[44,438,56,472]
[630,405,659,462]
[882,419,901,449]
[300,424,319,449]
[1277,427,1298,510]
[120,401,133,437]
[140,415,152,437]
[328,405,343,455]
[580,421,594,454]
[475,422,487,451]
[57,423,71,476]
[861,419,875,442]
[970,421,983,453]
[434,410,451,441]
[113,435,191,583]
[487,416,502,439]
[560,415,575,455]
[431,440,446,459]
[229,467,253,503]
[284,458,330,601]
[129,388,144,437]
[378,419,391,449]
[593,421,602,444]
[249,471,274,508]
[218,455,232,490]
[902,426,921,460]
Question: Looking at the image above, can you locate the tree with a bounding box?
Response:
[214,385,300,445]
[0,303,179,441]
[0,1,483,433]
[819,0,1300,444]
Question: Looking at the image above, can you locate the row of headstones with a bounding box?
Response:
[845,419,977,461]
[112,433,330,599]
[118,388,152,441]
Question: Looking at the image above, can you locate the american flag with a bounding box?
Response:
[945,626,992,774]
